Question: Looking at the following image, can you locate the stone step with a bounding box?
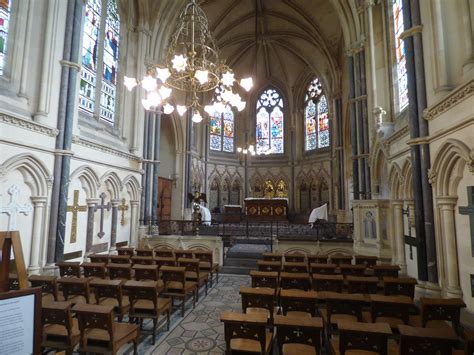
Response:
[224,257,258,268]
[220,265,252,275]
[226,251,263,259]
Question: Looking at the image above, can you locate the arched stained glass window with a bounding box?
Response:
[304,78,329,151]
[392,0,408,111]
[256,88,284,154]
[0,0,11,75]
[79,0,120,124]
[209,105,234,152]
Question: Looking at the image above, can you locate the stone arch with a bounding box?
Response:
[284,247,309,255]
[70,166,101,199]
[401,159,413,200]
[431,139,474,197]
[370,141,388,193]
[101,171,123,199]
[123,175,141,201]
[1,153,51,196]
[388,163,403,200]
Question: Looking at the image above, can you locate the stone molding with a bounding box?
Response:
[384,125,409,145]
[72,135,141,162]
[424,80,474,121]
[0,113,59,137]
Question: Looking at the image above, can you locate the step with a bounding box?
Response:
[220,265,253,275]
[226,251,263,259]
[224,258,258,268]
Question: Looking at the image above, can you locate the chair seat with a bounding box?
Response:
[43,318,80,340]
[409,315,453,330]
[230,330,273,353]
[98,296,130,309]
[65,295,91,305]
[375,316,404,330]
[84,322,138,343]
[167,281,197,291]
[330,339,379,355]
[133,298,172,312]
[286,311,312,318]
[282,343,316,355]
[319,308,358,325]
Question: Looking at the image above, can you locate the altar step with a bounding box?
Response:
[220,243,270,275]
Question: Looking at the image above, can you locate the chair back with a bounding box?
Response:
[174,250,194,260]
[347,276,379,294]
[338,321,390,355]
[108,255,131,264]
[117,247,135,256]
[323,293,365,323]
[371,264,400,279]
[107,263,132,280]
[178,258,200,274]
[131,256,155,265]
[193,250,213,263]
[92,279,123,305]
[154,248,174,258]
[155,257,176,268]
[283,262,308,273]
[73,304,115,349]
[250,271,279,289]
[221,311,267,355]
[161,266,186,290]
[308,255,328,265]
[339,264,367,276]
[88,254,109,263]
[124,281,159,315]
[383,277,417,299]
[274,315,322,355]
[310,263,337,275]
[354,255,378,266]
[29,275,58,300]
[262,253,283,263]
[133,265,159,281]
[57,261,81,278]
[398,325,458,355]
[280,272,311,291]
[285,253,306,263]
[330,254,353,266]
[42,301,76,348]
[240,287,275,323]
[135,248,154,257]
[280,290,318,317]
[257,260,281,273]
[58,277,91,303]
[81,262,107,279]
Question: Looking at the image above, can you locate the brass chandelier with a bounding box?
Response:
[124,0,253,123]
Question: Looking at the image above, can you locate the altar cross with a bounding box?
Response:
[95,192,111,239]
[67,190,87,243]
[459,186,474,256]
[1,185,33,230]
[118,198,129,226]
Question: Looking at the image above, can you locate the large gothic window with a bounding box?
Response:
[79,0,120,124]
[256,88,284,154]
[304,78,329,151]
[210,105,234,152]
[392,0,408,111]
[0,0,11,75]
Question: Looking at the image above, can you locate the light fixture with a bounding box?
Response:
[125,0,252,121]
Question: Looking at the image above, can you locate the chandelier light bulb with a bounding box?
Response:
[163,103,175,114]
[221,71,235,87]
[214,102,225,114]
[237,147,243,153]
[124,76,138,91]
[192,111,203,123]
[141,98,153,110]
[176,105,187,116]
[236,100,246,112]
[240,77,253,92]
[221,89,234,104]
[172,54,188,72]
[195,70,209,85]
[251,150,256,156]
[156,67,171,82]
[159,86,172,100]
[204,105,215,115]
[249,145,254,152]
[142,75,157,92]
[148,91,162,107]
[243,149,248,154]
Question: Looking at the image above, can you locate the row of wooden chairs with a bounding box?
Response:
[262,252,380,267]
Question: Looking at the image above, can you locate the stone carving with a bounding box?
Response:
[0,114,59,137]
[0,185,33,230]
[424,80,474,120]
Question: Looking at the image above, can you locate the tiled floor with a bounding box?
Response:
[119,274,250,354]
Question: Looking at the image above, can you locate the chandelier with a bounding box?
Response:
[124,0,253,123]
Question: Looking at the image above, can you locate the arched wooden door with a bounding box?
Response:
[158,177,172,233]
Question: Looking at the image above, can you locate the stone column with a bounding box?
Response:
[85,199,98,253]
[29,197,48,274]
[392,200,407,274]
[110,199,120,249]
[437,197,463,297]
[130,200,139,246]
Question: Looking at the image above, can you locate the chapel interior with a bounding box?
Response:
[1,0,474,354]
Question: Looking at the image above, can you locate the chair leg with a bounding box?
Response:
[152,318,157,345]
[196,285,200,302]
[205,280,208,295]
[193,290,196,308]
[181,296,185,317]
[133,339,138,355]
[167,309,171,330]
[216,270,219,284]
[210,271,213,287]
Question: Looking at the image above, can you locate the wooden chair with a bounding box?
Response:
[262,252,283,263]
[81,262,107,279]
[107,263,132,280]
[57,261,81,278]
[174,249,194,260]
[412,297,466,335]
[193,249,220,287]
[29,274,60,303]
[135,248,154,257]
[331,320,392,355]
[154,256,176,270]
[257,260,282,273]
[57,277,92,305]
[311,274,344,293]
[73,303,139,354]
[116,247,135,257]
[354,255,378,267]
[130,255,155,265]
[346,275,379,294]
[329,254,353,266]
[280,272,311,291]
[220,311,272,354]
[250,270,279,290]
[123,280,172,345]
[310,263,337,275]
[339,264,366,276]
[283,261,308,273]
[364,294,413,331]
[88,253,110,263]
[161,265,197,317]
[108,255,131,264]
[398,324,458,355]
[240,286,277,325]
[454,329,474,355]
[274,315,323,355]
[41,301,80,355]
[91,279,130,322]
[307,254,328,265]
[133,264,160,281]
[285,252,306,263]
[280,289,318,318]
[154,248,174,258]
[383,276,417,299]
[178,257,209,301]
[371,264,400,279]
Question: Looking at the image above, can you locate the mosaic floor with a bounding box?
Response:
[119,274,250,354]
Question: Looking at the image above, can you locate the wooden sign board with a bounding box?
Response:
[0,231,28,292]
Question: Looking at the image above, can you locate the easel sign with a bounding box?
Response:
[0,287,42,355]
[0,231,28,292]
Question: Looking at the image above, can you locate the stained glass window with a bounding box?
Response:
[393,0,408,111]
[256,88,284,154]
[304,78,329,151]
[79,0,120,123]
[209,105,234,152]
[0,0,11,76]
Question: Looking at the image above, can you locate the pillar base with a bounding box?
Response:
[27,266,41,275]
[445,286,463,298]
[397,262,407,275]
[415,281,442,298]
[42,263,58,275]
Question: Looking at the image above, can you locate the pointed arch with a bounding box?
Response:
[255,86,285,155]
[388,163,403,200]
[401,159,413,200]
[70,166,101,199]
[101,171,123,199]
[123,174,141,201]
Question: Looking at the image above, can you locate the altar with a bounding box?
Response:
[244,198,288,221]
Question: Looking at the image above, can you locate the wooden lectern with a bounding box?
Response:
[0,231,28,292]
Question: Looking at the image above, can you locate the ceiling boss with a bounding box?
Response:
[124,0,253,123]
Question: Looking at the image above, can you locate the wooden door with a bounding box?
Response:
[158,178,172,233]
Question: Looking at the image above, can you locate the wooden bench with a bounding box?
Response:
[274,315,323,355]
[398,324,458,355]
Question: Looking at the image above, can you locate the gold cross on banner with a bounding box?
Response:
[118,198,129,226]
[67,190,87,243]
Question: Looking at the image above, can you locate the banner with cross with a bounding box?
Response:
[67,190,87,243]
